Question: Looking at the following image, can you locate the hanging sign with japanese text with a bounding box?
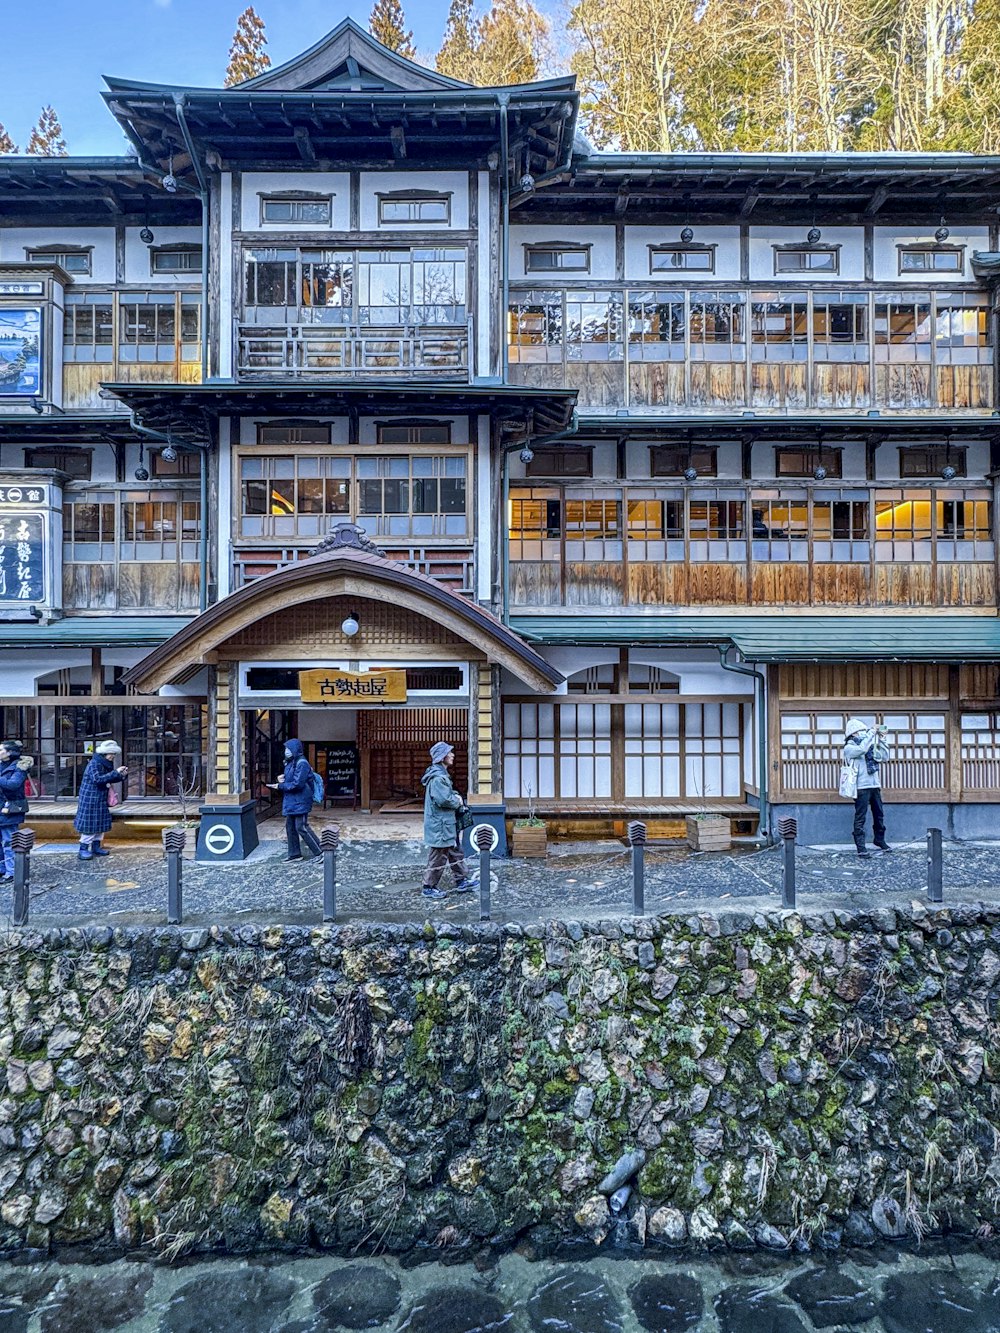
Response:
[0,512,45,603]
[299,668,407,704]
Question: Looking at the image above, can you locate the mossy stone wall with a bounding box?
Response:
[1,903,999,1258]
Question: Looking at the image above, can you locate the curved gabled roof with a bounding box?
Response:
[124,542,563,694]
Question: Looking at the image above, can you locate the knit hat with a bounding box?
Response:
[0,739,22,757]
[96,740,122,755]
[845,718,869,738]
[429,741,453,764]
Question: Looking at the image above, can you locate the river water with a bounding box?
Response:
[2,1245,1000,1332]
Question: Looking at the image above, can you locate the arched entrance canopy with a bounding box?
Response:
[124,535,563,695]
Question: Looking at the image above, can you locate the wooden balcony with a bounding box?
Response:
[236,322,471,379]
[508,483,997,610]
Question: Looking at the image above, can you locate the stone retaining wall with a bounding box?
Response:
[1,903,999,1258]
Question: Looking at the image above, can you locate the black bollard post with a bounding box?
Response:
[162,827,186,925]
[628,821,646,916]
[927,827,943,903]
[474,825,494,922]
[11,827,34,928]
[321,826,340,923]
[778,816,797,909]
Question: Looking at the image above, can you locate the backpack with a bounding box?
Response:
[311,770,325,805]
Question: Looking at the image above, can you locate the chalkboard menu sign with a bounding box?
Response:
[321,742,359,801]
[0,512,44,603]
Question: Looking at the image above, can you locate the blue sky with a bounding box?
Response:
[1,0,453,155]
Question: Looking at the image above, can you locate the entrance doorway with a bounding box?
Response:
[248,709,295,818]
[358,707,468,809]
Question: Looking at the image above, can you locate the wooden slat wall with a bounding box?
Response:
[778,663,949,700]
[226,597,468,656]
[214,668,232,796]
[475,664,493,795]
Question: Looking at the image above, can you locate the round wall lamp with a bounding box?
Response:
[680,226,694,243]
[341,611,360,637]
[941,464,958,481]
[134,443,149,482]
[807,226,822,244]
[160,444,178,463]
[519,446,534,464]
[139,226,155,245]
[683,466,699,482]
[813,466,827,481]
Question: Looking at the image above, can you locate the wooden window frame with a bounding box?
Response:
[525,447,594,478]
[150,244,203,276]
[774,447,844,478]
[897,244,965,275]
[376,422,452,446]
[260,194,333,226]
[772,245,841,275]
[377,191,452,225]
[524,243,592,274]
[255,422,332,447]
[648,244,716,274]
[26,245,92,275]
[898,446,968,478]
[25,447,92,480]
[649,445,718,478]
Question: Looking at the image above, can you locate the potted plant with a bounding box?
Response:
[511,784,547,858]
[685,812,731,852]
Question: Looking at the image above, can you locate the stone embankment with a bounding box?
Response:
[1,902,998,1258]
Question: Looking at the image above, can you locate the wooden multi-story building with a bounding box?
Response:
[3,21,1000,843]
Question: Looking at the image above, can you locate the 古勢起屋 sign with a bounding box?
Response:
[299,668,407,704]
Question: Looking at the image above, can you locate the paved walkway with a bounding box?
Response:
[2,833,999,930]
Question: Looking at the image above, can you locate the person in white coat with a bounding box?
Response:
[844,718,892,859]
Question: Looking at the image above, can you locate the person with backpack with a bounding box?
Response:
[272,738,323,861]
[0,740,34,883]
[843,718,892,859]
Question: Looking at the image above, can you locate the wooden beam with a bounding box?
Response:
[864,185,890,217]
[90,648,103,698]
[390,125,407,161]
[293,127,317,163]
[739,191,759,219]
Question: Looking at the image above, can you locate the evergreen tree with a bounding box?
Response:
[370,0,416,58]
[0,124,17,155]
[437,0,547,84]
[225,6,271,86]
[25,106,67,156]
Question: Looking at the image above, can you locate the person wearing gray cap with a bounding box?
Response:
[420,741,476,900]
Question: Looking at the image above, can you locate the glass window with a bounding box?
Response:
[256,423,332,446]
[508,292,563,363]
[28,249,91,274]
[812,492,870,562]
[245,249,298,308]
[934,302,988,348]
[899,447,967,478]
[874,489,933,560]
[874,298,932,344]
[689,499,745,540]
[525,449,593,478]
[565,291,623,360]
[379,194,451,224]
[751,492,809,561]
[898,246,964,273]
[25,448,92,480]
[261,197,332,225]
[377,423,451,446]
[301,251,353,313]
[650,247,715,273]
[239,455,350,537]
[151,248,202,274]
[525,245,590,273]
[775,448,843,478]
[63,294,114,364]
[649,446,717,477]
[564,499,620,540]
[812,295,868,345]
[752,298,809,346]
[689,295,744,347]
[773,248,839,273]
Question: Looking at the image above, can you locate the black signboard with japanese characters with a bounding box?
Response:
[0,512,44,603]
[324,743,360,800]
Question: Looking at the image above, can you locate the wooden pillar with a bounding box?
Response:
[90,648,102,697]
[212,665,233,797]
[473,662,495,795]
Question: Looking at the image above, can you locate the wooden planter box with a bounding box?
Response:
[686,815,731,852]
[511,824,548,858]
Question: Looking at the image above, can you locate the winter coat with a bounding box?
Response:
[0,756,33,831]
[280,739,314,816]
[844,729,891,791]
[74,754,125,835]
[422,762,463,848]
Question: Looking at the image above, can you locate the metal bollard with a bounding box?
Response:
[628,821,646,916]
[474,825,494,922]
[927,827,943,903]
[162,827,186,925]
[321,826,340,923]
[11,827,34,928]
[778,816,797,909]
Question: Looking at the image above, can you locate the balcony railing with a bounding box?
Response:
[508,481,997,609]
[236,321,471,379]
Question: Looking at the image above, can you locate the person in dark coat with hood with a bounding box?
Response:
[74,740,128,860]
[0,740,33,883]
[420,741,476,900]
[273,738,322,861]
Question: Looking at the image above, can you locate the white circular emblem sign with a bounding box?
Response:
[204,823,235,856]
[470,822,500,853]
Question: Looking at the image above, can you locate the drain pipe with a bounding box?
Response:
[173,96,210,382]
[130,413,210,612]
[718,643,770,844]
[498,92,511,381]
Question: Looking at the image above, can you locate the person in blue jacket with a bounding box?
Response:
[0,740,34,883]
[74,740,128,860]
[273,738,322,861]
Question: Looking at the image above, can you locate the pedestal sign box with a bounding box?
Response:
[195,799,259,862]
